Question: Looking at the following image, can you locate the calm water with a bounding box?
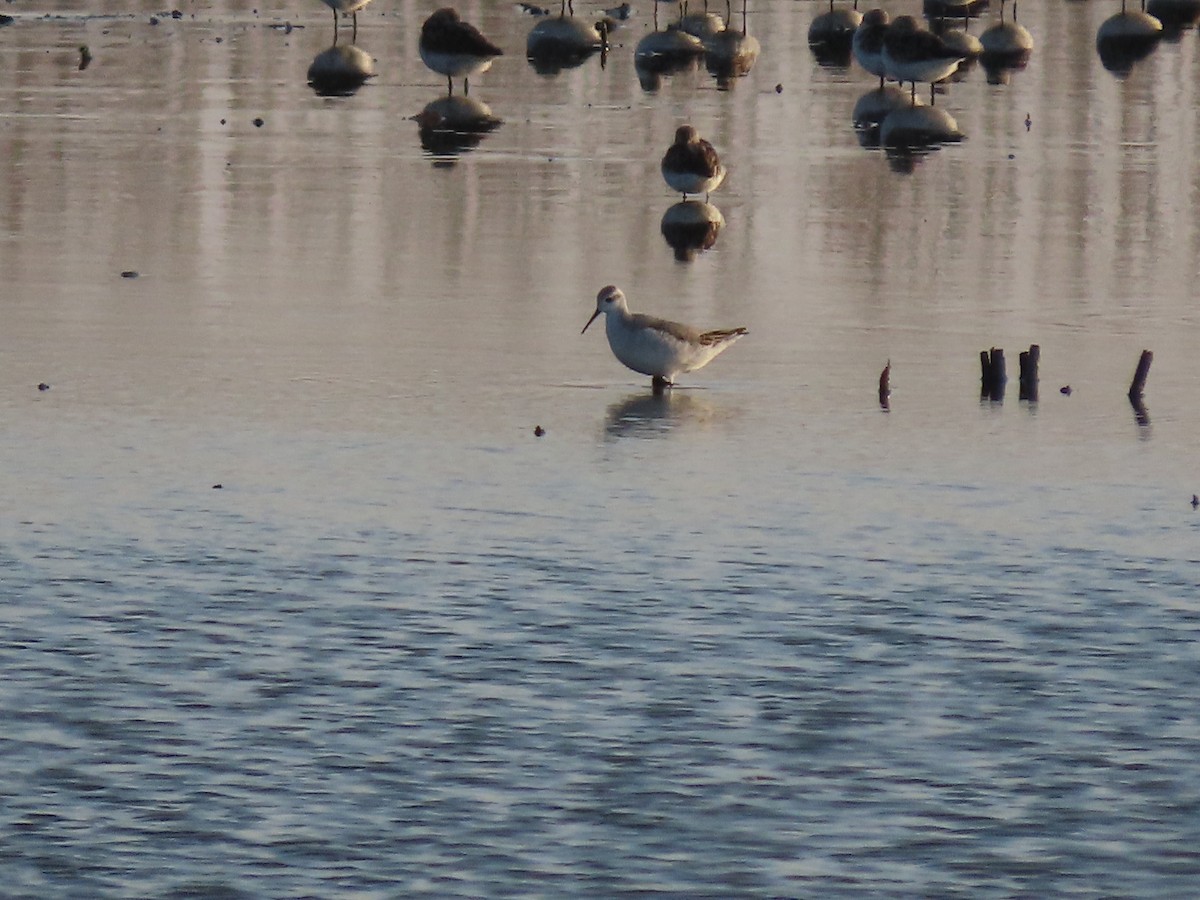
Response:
[4,0,1200,895]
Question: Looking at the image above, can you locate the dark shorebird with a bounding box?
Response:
[852,8,890,87]
[882,15,964,104]
[419,8,504,95]
[660,125,726,201]
[582,285,747,390]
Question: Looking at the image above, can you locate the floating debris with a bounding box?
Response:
[1060,385,1072,396]
[37,383,50,391]
[534,425,545,437]
[79,45,92,70]
[253,117,264,127]
[120,270,139,278]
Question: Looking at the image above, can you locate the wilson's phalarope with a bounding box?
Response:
[581,285,747,390]
[420,7,504,96]
[661,125,726,201]
[882,15,964,104]
[852,8,890,87]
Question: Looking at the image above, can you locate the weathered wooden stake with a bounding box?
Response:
[1128,349,1153,400]
[981,348,1006,401]
[1129,349,1152,426]
[1018,344,1040,402]
[879,360,890,411]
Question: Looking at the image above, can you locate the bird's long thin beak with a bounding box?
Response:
[581,309,601,334]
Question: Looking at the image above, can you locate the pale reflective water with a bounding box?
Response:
[4,1,1200,895]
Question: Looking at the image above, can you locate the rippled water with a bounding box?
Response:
[4,0,1200,895]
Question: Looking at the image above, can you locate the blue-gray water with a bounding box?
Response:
[3,1,1200,895]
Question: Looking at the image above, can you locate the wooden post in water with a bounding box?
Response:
[1128,349,1152,426]
[980,348,1006,401]
[1128,349,1152,400]
[1018,344,1040,401]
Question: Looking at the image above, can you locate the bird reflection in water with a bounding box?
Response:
[307,43,376,96]
[705,0,760,87]
[979,0,1033,82]
[635,4,705,90]
[603,390,719,440]
[412,95,502,159]
[526,0,610,75]
[1096,0,1163,74]
[851,85,911,148]
[807,0,862,67]
[660,200,725,261]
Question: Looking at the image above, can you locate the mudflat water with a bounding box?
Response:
[3,1,1200,895]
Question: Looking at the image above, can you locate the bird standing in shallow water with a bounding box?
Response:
[853,8,890,88]
[661,125,726,202]
[420,8,504,96]
[881,15,964,104]
[582,285,747,390]
[319,0,373,43]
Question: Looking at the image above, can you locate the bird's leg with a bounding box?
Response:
[929,81,936,106]
[447,74,454,95]
[464,76,470,96]
[652,376,673,394]
[332,6,339,43]
[352,12,358,43]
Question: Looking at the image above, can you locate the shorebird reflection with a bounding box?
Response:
[705,0,760,85]
[412,94,502,159]
[808,0,862,67]
[660,201,725,261]
[1097,1,1163,74]
[603,390,718,440]
[526,10,609,75]
[307,43,376,96]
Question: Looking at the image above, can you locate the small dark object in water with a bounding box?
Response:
[0,15,14,27]
[37,383,50,391]
[149,16,159,25]
[775,83,783,93]
[120,270,139,278]
[220,118,226,125]
[1192,494,1199,509]
[1025,112,1031,131]
[1060,385,1072,395]
[172,9,183,19]
[78,45,92,70]
[253,117,264,127]
[879,360,890,410]
[534,425,545,437]
[519,2,550,14]
[212,483,223,490]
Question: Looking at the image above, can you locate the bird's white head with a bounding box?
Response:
[581,284,626,334]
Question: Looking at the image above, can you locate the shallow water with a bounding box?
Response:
[4,0,1200,895]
